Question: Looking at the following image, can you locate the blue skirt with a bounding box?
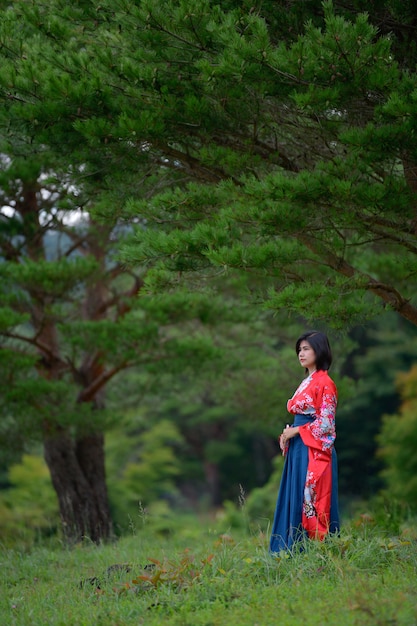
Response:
[269,414,340,553]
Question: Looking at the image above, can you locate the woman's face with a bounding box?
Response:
[298,340,316,373]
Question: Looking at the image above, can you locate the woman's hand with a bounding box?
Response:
[280,425,300,448]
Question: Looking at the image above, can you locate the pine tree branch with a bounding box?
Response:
[94,274,144,318]
[152,142,237,184]
[77,361,131,403]
[147,11,210,53]
[262,61,312,86]
[362,222,417,255]
[2,330,68,368]
[300,234,417,325]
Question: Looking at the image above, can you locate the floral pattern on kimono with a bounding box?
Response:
[287,370,337,540]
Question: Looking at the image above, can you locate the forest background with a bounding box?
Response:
[1,0,417,549]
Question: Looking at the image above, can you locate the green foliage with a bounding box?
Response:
[106,419,185,533]
[2,257,99,297]
[243,455,285,532]
[378,365,417,510]
[119,326,298,506]
[334,314,417,499]
[110,1,417,329]
[0,455,59,547]
[287,2,399,108]
[218,454,285,533]
[1,0,417,332]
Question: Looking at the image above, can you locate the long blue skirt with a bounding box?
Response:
[269,414,340,553]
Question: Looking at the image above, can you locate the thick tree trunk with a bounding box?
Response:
[44,429,112,544]
[75,432,112,540]
[15,184,124,545]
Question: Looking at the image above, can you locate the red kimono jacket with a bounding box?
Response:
[287,370,337,539]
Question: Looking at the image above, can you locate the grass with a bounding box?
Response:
[1,512,417,626]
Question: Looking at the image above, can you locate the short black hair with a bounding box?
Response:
[295,331,332,371]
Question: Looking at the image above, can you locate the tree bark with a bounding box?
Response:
[75,431,112,541]
[203,460,222,507]
[44,428,112,544]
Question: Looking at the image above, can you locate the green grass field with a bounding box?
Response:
[1,512,416,626]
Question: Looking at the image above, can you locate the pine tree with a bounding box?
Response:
[0,0,229,541]
[4,1,417,328]
[110,1,417,328]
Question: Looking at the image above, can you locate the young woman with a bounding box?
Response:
[269,331,340,553]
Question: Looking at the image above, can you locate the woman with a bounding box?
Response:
[270,330,339,553]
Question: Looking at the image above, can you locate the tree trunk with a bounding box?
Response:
[203,460,222,507]
[44,429,112,544]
